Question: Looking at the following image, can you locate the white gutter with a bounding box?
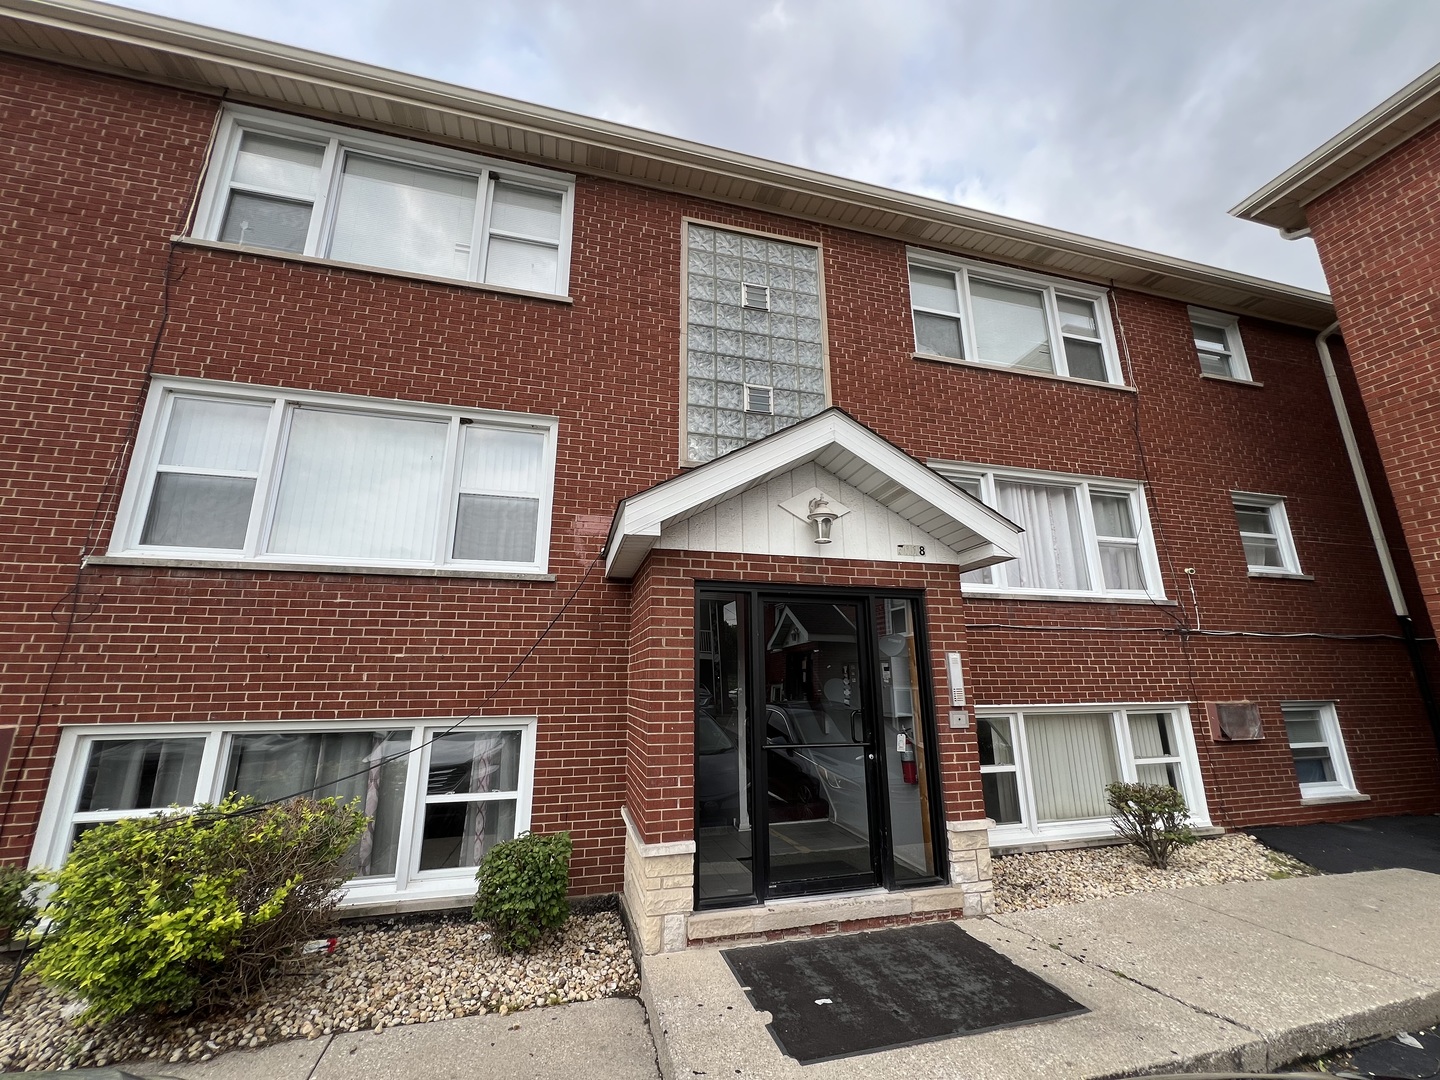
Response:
[1315,322,1408,617]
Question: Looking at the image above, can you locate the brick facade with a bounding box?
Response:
[4,51,1438,904]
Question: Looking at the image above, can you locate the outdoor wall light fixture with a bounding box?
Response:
[807,496,838,545]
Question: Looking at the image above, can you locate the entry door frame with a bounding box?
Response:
[693,582,948,909]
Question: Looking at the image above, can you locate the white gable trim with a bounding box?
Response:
[604,409,1023,580]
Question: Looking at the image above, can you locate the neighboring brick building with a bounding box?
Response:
[3,0,1437,954]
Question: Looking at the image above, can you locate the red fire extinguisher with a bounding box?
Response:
[901,734,918,785]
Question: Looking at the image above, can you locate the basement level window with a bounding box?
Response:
[1283,702,1359,799]
[32,719,536,906]
[193,105,575,296]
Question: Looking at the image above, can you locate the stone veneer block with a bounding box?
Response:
[907,885,972,914]
[750,893,912,932]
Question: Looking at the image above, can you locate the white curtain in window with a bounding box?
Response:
[1027,712,1120,822]
[998,481,1090,590]
[329,154,478,279]
[267,408,447,561]
[160,397,269,471]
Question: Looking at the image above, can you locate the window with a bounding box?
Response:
[908,255,1121,384]
[1282,703,1358,799]
[1190,308,1252,381]
[935,464,1162,599]
[1231,492,1302,576]
[684,222,827,464]
[194,107,574,296]
[32,720,535,904]
[110,378,556,575]
[978,705,1208,842]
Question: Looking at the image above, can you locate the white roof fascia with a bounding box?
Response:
[1232,61,1440,231]
[602,410,1023,581]
[0,0,1336,327]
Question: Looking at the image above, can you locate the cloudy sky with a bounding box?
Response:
[105,0,1440,291]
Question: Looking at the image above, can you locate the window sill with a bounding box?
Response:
[85,554,557,582]
[1299,790,1369,806]
[1200,372,1263,387]
[173,236,575,304]
[1247,569,1313,581]
[961,587,1177,606]
[911,352,1135,393]
[989,821,1221,853]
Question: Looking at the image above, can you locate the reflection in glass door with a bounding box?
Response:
[762,599,876,894]
[694,589,944,907]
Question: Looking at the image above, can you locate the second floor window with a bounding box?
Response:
[933,464,1162,599]
[194,107,574,296]
[909,255,1121,385]
[111,379,557,575]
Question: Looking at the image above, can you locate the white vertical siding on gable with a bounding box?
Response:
[655,465,961,564]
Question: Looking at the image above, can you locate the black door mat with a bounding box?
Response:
[1249,815,1440,875]
[722,921,1088,1064]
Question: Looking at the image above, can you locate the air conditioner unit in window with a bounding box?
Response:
[744,384,774,414]
[1204,701,1264,742]
[742,282,771,311]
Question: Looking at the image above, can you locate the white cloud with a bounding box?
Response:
[102,0,1440,290]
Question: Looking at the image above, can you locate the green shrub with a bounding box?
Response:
[1106,781,1196,870]
[0,865,39,943]
[32,795,365,1020]
[473,831,571,952]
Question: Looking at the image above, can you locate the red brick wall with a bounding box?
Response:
[1308,119,1440,639]
[2,53,1436,895]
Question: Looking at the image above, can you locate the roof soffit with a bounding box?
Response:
[0,0,1337,329]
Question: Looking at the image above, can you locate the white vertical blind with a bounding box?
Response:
[970,279,1054,372]
[159,397,269,471]
[1027,712,1120,822]
[997,481,1090,590]
[459,427,544,493]
[453,426,544,563]
[267,407,447,561]
[329,154,478,279]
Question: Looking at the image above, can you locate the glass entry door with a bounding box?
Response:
[762,598,877,894]
[695,588,943,907]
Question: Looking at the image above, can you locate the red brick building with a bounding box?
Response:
[3,1,1436,954]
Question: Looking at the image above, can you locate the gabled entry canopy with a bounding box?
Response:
[604,408,1023,581]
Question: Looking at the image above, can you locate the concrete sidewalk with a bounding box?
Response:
[130,997,660,1080]
[645,869,1440,1079]
[126,870,1440,1079]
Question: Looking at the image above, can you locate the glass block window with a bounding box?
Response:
[685,224,826,464]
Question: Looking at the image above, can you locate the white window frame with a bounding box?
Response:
[932,461,1165,601]
[977,703,1210,846]
[1190,307,1253,382]
[907,251,1125,386]
[1282,702,1359,801]
[192,106,576,297]
[107,377,557,576]
[1231,491,1303,577]
[29,718,537,907]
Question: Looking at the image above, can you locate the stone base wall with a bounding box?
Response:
[619,807,695,955]
[946,817,994,916]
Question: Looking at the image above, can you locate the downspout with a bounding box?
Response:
[1315,322,1440,748]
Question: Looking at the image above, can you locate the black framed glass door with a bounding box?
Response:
[695,587,944,908]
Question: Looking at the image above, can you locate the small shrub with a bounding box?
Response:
[1106,781,1195,870]
[32,795,365,1020]
[0,865,39,943]
[474,831,571,952]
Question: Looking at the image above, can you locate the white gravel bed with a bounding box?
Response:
[0,905,638,1073]
[992,832,1315,914]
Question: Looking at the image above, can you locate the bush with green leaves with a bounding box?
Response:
[1106,781,1196,869]
[473,831,572,952]
[0,865,39,943]
[32,795,365,1020]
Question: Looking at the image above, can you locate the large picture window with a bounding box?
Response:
[31,720,536,906]
[908,254,1121,385]
[109,379,556,575]
[977,705,1208,844]
[933,463,1163,600]
[194,107,575,297]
